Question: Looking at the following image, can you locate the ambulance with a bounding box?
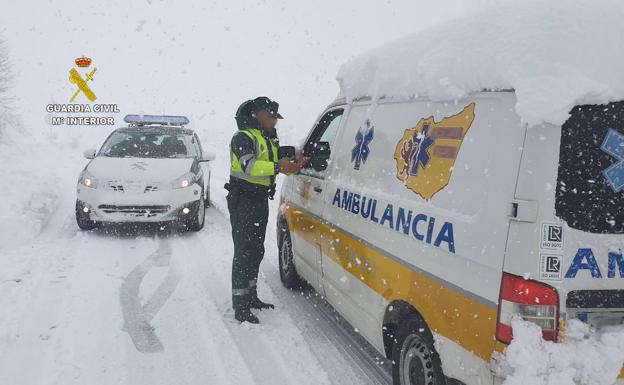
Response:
[276,91,624,385]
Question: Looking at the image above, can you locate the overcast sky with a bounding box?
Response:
[0,0,503,148]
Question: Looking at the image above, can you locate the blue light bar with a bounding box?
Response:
[124,114,190,126]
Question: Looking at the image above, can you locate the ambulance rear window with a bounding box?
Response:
[555,101,624,234]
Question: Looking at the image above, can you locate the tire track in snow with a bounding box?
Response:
[45,230,235,385]
[120,241,181,353]
[116,234,248,385]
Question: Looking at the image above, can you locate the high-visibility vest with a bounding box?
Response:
[230,128,278,187]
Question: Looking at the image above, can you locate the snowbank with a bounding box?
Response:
[337,0,624,126]
[0,112,82,251]
[501,318,624,385]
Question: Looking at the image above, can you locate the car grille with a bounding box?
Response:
[98,205,170,217]
[103,181,162,193]
[107,184,124,192]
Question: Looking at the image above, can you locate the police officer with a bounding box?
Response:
[226,96,308,324]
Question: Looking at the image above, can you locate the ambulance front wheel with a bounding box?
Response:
[278,225,303,289]
[392,315,445,385]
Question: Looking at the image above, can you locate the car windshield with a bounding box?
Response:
[99,130,197,159]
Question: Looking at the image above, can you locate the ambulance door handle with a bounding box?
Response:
[314,186,323,193]
[509,199,538,222]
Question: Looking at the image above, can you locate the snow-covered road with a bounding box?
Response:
[0,192,391,385]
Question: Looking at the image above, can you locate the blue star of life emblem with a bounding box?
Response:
[601,128,624,193]
[351,119,374,170]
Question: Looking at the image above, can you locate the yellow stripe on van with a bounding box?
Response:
[285,204,499,362]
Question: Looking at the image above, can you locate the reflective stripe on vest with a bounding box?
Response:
[230,129,277,186]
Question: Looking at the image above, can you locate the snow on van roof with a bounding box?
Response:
[336,0,624,126]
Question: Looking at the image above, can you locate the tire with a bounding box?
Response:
[187,193,205,232]
[75,200,97,230]
[204,177,211,208]
[278,225,303,289]
[392,315,445,385]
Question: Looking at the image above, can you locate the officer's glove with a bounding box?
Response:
[278,157,304,174]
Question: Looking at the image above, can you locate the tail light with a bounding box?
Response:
[496,272,560,344]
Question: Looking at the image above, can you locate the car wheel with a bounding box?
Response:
[278,225,303,289]
[75,200,97,230]
[187,193,205,232]
[392,315,444,385]
[204,177,211,208]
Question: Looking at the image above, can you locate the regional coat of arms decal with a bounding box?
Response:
[394,103,476,200]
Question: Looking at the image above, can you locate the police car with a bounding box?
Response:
[277,92,624,385]
[75,115,215,231]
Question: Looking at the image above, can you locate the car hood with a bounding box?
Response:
[87,157,195,182]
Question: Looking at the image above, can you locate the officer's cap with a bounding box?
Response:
[252,96,283,119]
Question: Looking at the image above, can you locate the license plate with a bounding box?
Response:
[578,312,624,328]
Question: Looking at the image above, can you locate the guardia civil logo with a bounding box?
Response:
[45,55,118,126]
[69,56,97,102]
[394,103,476,200]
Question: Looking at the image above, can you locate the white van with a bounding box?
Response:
[276,91,624,385]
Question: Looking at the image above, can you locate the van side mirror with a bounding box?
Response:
[83,149,96,159]
[200,151,216,162]
[305,141,331,172]
[278,146,296,160]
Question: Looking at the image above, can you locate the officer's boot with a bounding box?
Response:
[235,309,260,324]
[250,297,275,310]
[233,291,260,323]
[250,291,275,310]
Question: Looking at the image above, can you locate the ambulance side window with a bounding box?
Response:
[301,109,344,179]
[556,101,624,234]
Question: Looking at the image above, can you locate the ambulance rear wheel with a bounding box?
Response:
[392,315,444,385]
[278,226,303,289]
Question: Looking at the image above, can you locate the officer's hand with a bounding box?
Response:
[278,158,303,174]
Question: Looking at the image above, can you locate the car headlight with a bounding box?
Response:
[172,172,196,189]
[79,170,99,189]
